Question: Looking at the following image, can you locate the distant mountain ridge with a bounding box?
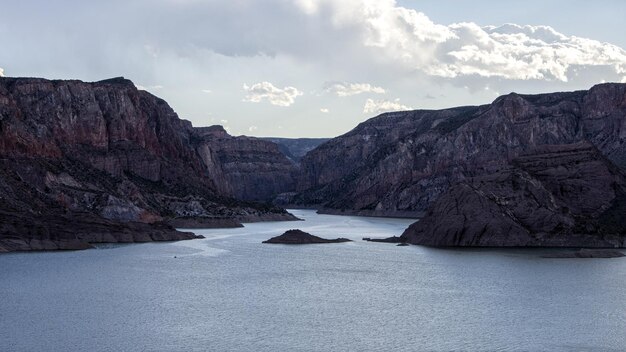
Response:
[261,137,330,163]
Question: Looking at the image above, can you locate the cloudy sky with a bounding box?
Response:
[2,0,626,137]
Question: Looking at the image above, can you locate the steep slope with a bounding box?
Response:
[0,77,293,252]
[194,126,298,201]
[295,83,626,218]
[401,142,626,247]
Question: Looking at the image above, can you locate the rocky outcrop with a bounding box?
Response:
[261,137,330,163]
[194,126,297,201]
[400,142,626,247]
[294,83,626,218]
[0,76,295,252]
[262,229,351,244]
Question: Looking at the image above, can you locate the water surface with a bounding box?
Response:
[1,210,625,351]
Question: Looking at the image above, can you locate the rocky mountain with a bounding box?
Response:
[0,77,294,252]
[195,126,298,201]
[401,142,626,247]
[294,83,626,217]
[261,137,330,163]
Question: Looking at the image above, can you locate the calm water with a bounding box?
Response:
[1,210,626,352]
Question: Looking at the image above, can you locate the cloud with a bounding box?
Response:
[201,89,212,93]
[363,98,412,115]
[622,76,626,83]
[320,108,329,113]
[0,67,4,77]
[426,23,626,81]
[294,1,626,83]
[248,126,258,132]
[243,81,303,107]
[135,84,163,91]
[324,81,386,97]
[2,0,626,138]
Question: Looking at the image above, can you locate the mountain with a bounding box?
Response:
[0,77,294,252]
[294,83,626,215]
[261,137,330,163]
[293,83,626,247]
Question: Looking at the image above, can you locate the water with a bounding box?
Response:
[1,209,626,352]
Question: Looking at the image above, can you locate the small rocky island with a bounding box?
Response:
[263,229,352,244]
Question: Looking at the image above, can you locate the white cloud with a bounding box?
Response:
[135,84,163,91]
[0,67,4,77]
[622,76,626,83]
[324,81,386,97]
[363,98,412,115]
[243,81,303,107]
[425,23,626,81]
[295,1,626,82]
[220,119,228,124]
[320,108,329,113]
[248,126,258,132]
[201,89,212,93]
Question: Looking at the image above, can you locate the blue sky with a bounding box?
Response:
[1,0,625,138]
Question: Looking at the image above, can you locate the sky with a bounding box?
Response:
[1,0,625,138]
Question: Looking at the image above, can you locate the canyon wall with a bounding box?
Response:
[0,77,293,251]
[295,84,626,217]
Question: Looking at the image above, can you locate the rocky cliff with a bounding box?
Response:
[294,83,626,218]
[193,126,298,201]
[0,77,294,252]
[401,142,626,247]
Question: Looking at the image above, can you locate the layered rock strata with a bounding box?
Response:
[0,77,294,251]
[194,126,298,201]
[295,84,626,219]
[400,143,626,247]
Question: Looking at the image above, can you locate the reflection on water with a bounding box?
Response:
[1,210,625,352]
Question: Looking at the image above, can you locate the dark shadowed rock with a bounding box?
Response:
[400,142,626,247]
[263,229,352,244]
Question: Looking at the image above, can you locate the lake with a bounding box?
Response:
[1,209,625,351]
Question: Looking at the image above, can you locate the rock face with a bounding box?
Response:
[400,142,626,247]
[0,77,294,252]
[262,229,352,244]
[195,126,298,201]
[294,83,626,219]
